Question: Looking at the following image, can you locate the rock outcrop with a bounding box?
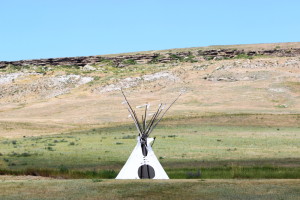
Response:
[1,48,300,69]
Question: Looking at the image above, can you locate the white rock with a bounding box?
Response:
[97,71,179,93]
[82,64,96,71]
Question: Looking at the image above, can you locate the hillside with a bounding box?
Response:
[0,42,300,138]
[0,42,300,187]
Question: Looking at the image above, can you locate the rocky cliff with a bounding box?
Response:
[1,48,300,68]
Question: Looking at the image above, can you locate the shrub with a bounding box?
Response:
[203,56,214,60]
[46,147,55,151]
[100,170,117,179]
[234,54,253,59]
[20,152,31,157]
[121,135,136,139]
[7,64,22,71]
[184,55,198,63]
[98,58,112,64]
[169,54,184,62]
[122,59,136,65]
[149,54,166,63]
[186,169,201,179]
[92,179,103,182]
[8,152,18,156]
[93,76,100,81]
[276,104,288,108]
[8,162,16,166]
[59,165,69,173]
[36,66,47,74]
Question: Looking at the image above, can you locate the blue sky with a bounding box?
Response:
[1,0,299,61]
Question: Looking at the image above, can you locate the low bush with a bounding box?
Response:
[122,59,136,65]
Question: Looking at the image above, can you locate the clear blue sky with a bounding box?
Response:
[1,0,299,61]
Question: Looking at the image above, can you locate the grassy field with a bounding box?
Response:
[0,114,299,179]
[0,178,299,200]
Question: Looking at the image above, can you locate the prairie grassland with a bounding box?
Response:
[0,178,299,200]
[0,115,299,179]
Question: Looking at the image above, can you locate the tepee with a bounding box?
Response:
[116,90,181,179]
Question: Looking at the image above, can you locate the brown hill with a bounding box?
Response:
[0,42,299,138]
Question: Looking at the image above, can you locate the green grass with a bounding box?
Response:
[0,125,298,169]
[0,179,299,200]
[0,120,299,178]
[167,166,300,179]
[0,168,118,179]
[122,59,137,65]
[0,166,299,179]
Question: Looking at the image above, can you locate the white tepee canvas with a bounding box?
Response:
[116,90,181,179]
[116,136,169,179]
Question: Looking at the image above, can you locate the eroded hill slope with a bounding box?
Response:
[0,43,300,137]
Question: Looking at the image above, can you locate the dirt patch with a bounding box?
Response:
[94,71,179,93]
[0,74,93,102]
[0,72,39,85]
[205,71,271,82]
[203,58,300,82]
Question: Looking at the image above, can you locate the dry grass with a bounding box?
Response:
[0,178,299,200]
[0,56,300,138]
[102,42,300,56]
